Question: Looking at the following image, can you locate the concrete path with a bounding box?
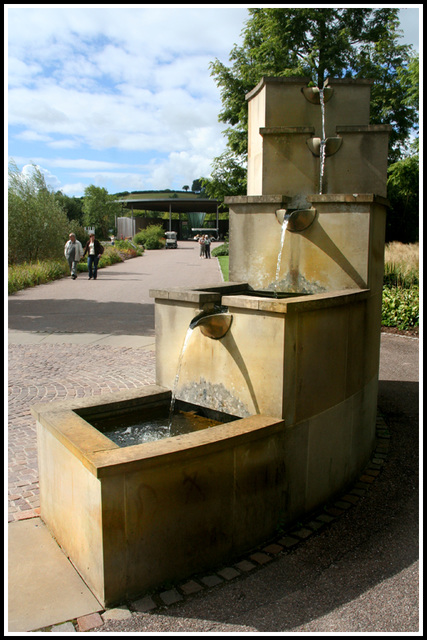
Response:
[7,242,420,633]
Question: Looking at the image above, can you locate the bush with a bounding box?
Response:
[133,225,165,249]
[211,242,229,257]
[382,286,419,329]
[111,240,144,259]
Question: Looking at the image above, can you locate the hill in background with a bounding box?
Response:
[114,189,205,200]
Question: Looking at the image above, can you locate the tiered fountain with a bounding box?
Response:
[32,77,391,607]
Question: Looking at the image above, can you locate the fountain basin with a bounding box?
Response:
[151,283,381,527]
[32,387,286,607]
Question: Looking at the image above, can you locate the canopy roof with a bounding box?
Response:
[115,198,219,214]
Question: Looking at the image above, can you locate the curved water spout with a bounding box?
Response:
[306,137,342,157]
[301,85,333,104]
[190,310,233,339]
[275,208,316,233]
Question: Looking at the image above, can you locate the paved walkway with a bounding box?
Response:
[8,242,223,521]
[7,243,420,633]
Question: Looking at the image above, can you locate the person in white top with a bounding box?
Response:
[64,233,83,280]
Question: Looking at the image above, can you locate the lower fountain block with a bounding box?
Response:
[32,388,287,607]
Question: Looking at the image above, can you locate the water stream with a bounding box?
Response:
[319,87,326,194]
[274,217,289,291]
[168,326,194,429]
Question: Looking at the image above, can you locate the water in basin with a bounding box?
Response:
[84,402,233,448]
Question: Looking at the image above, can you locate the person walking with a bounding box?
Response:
[83,233,104,280]
[64,232,83,280]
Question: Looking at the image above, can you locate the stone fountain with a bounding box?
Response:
[32,77,391,607]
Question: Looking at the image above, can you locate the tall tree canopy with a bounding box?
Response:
[82,185,122,239]
[204,8,418,199]
[8,161,70,264]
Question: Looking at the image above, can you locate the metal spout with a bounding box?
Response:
[190,311,233,339]
[306,137,342,157]
[275,208,317,233]
[301,85,334,104]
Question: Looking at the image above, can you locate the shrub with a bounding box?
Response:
[111,240,144,259]
[382,285,419,329]
[132,231,147,245]
[133,225,165,249]
[211,242,229,257]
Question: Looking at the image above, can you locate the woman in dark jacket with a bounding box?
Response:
[83,233,104,280]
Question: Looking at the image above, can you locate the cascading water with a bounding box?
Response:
[274,217,289,291]
[319,87,326,194]
[168,326,194,428]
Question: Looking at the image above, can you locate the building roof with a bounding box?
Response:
[115,198,219,214]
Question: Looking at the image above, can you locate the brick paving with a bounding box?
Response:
[8,343,156,522]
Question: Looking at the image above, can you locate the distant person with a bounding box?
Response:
[204,234,211,259]
[198,235,206,259]
[83,233,104,280]
[64,232,83,280]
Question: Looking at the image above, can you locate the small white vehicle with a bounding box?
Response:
[165,231,178,249]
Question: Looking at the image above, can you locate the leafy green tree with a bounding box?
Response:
[206,8,417,198]
[82,185,122,239]
[386,152,419,243]
[8,160,70,264]
[384,52,419,242]
[202,150,247,202]
[191,179,204,193]
[54,191,84,225]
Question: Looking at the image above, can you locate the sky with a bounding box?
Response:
[6,5,421,198]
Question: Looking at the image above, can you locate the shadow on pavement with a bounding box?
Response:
[8,299,155,336]
[150,380,419,632]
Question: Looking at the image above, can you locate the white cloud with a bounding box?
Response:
[60,182,90,197]
[7,6,247,194]
[20,163,62,191]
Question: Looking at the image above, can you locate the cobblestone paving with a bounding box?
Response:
[8,343,156,522]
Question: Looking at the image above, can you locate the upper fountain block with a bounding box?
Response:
[246,77,391,199]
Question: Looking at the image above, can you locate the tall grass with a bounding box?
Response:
[8,260,69,295]
[382,242,419,329]
[384,241,419,287]
[8,244,138,294]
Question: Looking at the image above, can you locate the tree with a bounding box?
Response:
[201,151,247,202]
[82,185,122,239]
[8,160,70,264]
[206,8,417,197]
[54,191,84,225]
[182,185,190,192]
[386,151,419,243]
[191,179,204,193]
